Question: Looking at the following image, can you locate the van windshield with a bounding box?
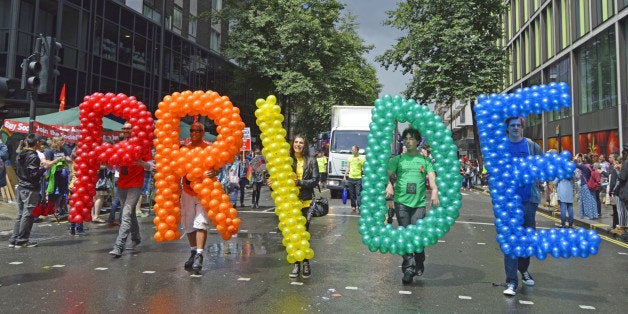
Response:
[330,130,369,154]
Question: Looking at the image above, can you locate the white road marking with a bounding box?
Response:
[142,270,156,274]
[477,242,486,245]
[51,264,65,268]
[290,281,303,286]
[238,277,251,281]
[190,274,202,278]
[618,252,627,255]
[579,305,596,310]
[94,267,108,271]
[345,286,358,290]
[458,296,472,300]
[438,240,446,243]
[519,300,534,305]
[9,261,23,265]
[398,290,412,295]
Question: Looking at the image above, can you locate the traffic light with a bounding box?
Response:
[0,77,21,97]
[20,57,42,91]
[39,36,62,94]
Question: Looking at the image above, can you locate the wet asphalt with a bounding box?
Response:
[0,188,626,313]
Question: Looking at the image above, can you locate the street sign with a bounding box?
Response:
[241,127,251,151]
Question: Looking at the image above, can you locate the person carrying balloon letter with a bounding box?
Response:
[385,128,439,285]
[268,135,319,279]
[501,116,542,296]
[108,123,153,258]
[178,122,217,274]
[344,145,365,213]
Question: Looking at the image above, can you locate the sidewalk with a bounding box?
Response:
[472,186,627,243]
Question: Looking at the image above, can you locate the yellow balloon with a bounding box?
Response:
[255,95,312,264]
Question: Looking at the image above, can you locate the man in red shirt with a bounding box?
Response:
[109,123,153,257]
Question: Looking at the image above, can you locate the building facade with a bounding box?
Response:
[501,0,627,155]
[0,0,261,132]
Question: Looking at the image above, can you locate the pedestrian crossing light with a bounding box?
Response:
[38,36,62,94]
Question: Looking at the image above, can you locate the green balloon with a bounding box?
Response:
[359,95,462,256]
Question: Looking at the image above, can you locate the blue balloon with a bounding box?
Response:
[475,84,600,260]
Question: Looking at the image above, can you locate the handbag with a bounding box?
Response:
[95,177,111,191]
[308,197,329,218]
[342,187,348,204]
[32,200,56,217]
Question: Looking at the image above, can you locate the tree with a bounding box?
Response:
[377,0,507,165]
[202,0,379,140]
[377,0,507,104]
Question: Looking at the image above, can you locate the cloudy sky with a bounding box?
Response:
[341,0,410,98]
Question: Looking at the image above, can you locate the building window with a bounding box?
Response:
[557,0,570,50]
[574,0,590,38]
[189,16,197,38]
[576,28,617,114]
[173,5,183,31]
[212,0,222,11]
[545,4,553,59]
[143,4,161,23]
[210,29,221,52]
[547,57,571,121]
[593,0,613,26]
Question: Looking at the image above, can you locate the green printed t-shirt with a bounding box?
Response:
[347,155,365,179]
[388,153,435,208]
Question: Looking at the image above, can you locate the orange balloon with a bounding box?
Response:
[164,230,176,241]
[157,223,168,233]
[153,90,244,241]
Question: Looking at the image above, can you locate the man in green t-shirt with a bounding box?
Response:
[386,128,440,285]
[344,145,365,213]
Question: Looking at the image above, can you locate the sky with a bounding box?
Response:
[341,0,410,98]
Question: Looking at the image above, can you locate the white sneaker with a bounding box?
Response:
[521,271,535,286]
[503,283,516,296]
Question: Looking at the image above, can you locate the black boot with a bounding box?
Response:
[184,250,196,270]
[192,253,203,273]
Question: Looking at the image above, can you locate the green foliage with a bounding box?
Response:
[377,0,507,104]
[203,0,380,139]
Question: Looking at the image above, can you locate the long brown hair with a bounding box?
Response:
[289,134,310,161]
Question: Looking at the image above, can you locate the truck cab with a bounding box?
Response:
[326,106,372,197]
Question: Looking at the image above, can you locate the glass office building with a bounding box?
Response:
[0,0,260,131]
[501,0,627,155]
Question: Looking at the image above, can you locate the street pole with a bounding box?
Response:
[555,125,561,152]
[28,90,36,133]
